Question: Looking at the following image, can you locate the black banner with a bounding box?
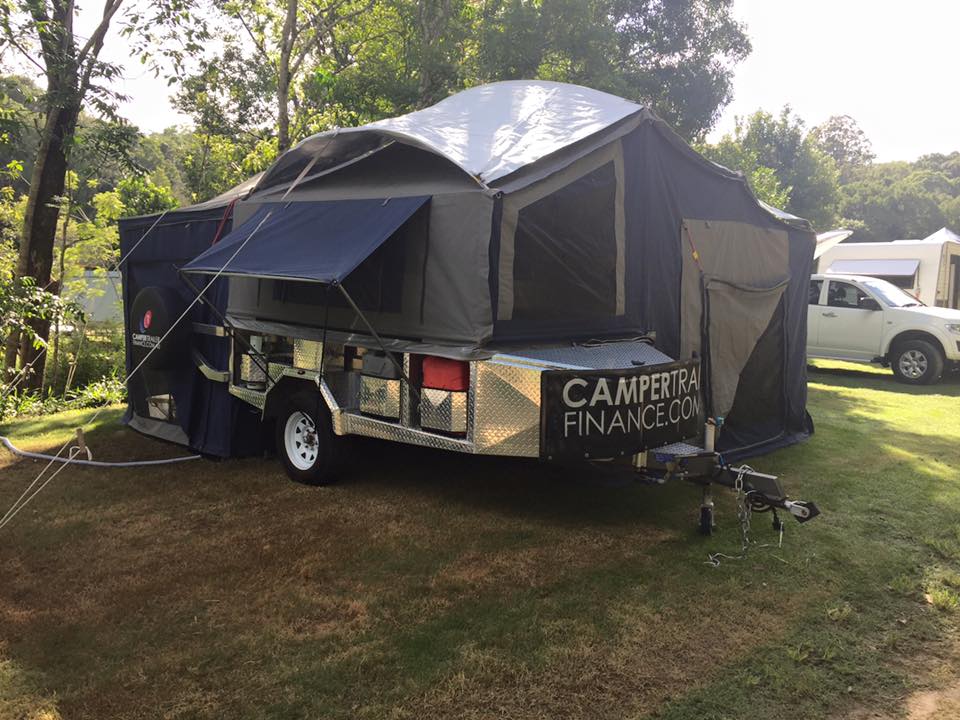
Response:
[540,359,703,460]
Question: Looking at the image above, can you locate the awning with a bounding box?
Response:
[827,258,920,277]
[814,229,853,259]
[182,196,430,283]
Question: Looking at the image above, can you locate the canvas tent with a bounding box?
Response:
[119,80,816,460]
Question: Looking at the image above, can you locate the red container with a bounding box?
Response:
[421,356,470,391]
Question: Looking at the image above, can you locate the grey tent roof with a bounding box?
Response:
[182,172,263,212]
[256,81,643,193]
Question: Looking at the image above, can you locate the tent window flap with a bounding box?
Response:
[182,196,431,284]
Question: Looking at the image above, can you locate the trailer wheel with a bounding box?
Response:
[891,339,943,385]
[275,393,341,485]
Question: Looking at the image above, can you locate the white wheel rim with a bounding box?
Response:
[284,411,319,470]
[899,349,928,379]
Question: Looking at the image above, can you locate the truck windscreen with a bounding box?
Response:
[861,279,924,308]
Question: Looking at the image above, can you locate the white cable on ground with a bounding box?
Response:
[0,436,200,467]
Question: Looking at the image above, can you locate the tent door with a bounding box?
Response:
[718,298,789,453]
[702,279,787,420]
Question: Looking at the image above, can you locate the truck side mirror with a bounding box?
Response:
[859,298,881,311]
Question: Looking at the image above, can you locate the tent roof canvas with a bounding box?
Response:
[257,81,643,192]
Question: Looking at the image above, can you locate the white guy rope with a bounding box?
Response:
[0,447,81,531]
[0,441,72,528]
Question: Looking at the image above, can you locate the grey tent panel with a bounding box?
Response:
[680,219,790,361]
[828,258,920,277]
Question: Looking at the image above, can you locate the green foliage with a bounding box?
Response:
[0,276,81,357]
[706,108,958,240]
[698,138,793,209]
[1,189,83,365]
[810,115,875,182]
[180,0,751,147]
[115,176,179,218]
[838,158,959,242]
[702,107,840,229]
[182,133,256,203]
[735,108,838,229]
[0,371,126,420]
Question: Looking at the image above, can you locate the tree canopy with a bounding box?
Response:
[702,107,840,229]
[176,0,751,148]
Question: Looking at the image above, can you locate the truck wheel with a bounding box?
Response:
[275,393,341,485]
[891,340,944,385]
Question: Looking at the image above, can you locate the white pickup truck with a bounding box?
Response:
[808,273,960,385]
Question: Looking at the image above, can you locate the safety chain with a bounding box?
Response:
[705,466,759,568]
[734,466,752,554]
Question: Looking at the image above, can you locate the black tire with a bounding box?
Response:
[890,339,944,385]
[274,392,342,485]
[699,505,714,536]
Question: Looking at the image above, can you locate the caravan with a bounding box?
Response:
[817,228,960,309]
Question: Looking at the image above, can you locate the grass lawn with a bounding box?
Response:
[2,362,959,719]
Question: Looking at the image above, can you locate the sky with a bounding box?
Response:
[82,0,957,162]
[707,0,959,161]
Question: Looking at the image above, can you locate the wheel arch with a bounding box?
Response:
[885,330,946,360]
[263,376,327,421]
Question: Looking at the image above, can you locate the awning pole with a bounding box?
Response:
[335,282,420,402]
[178,270,275,390]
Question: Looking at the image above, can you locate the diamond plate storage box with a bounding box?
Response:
[239,353,268,385]
[420,388,467,434]
[359,375,401,419]
[294,339,323,369]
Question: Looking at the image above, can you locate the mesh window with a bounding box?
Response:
[512,162,618,321]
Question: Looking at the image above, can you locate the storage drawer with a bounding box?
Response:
[359,375,401,419]
[420,388,467,434]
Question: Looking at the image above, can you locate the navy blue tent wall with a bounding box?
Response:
[119,206,263,457]
[621,119,814,459]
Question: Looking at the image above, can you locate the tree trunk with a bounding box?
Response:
[277,67,291,152]
[11,103,80,391]
[277,0,298,153]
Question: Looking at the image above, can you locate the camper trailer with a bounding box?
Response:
[817,228,960,309]
[119,81,819,533]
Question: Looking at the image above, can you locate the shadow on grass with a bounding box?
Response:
[339,435,701,534]
[808,362,960,397]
